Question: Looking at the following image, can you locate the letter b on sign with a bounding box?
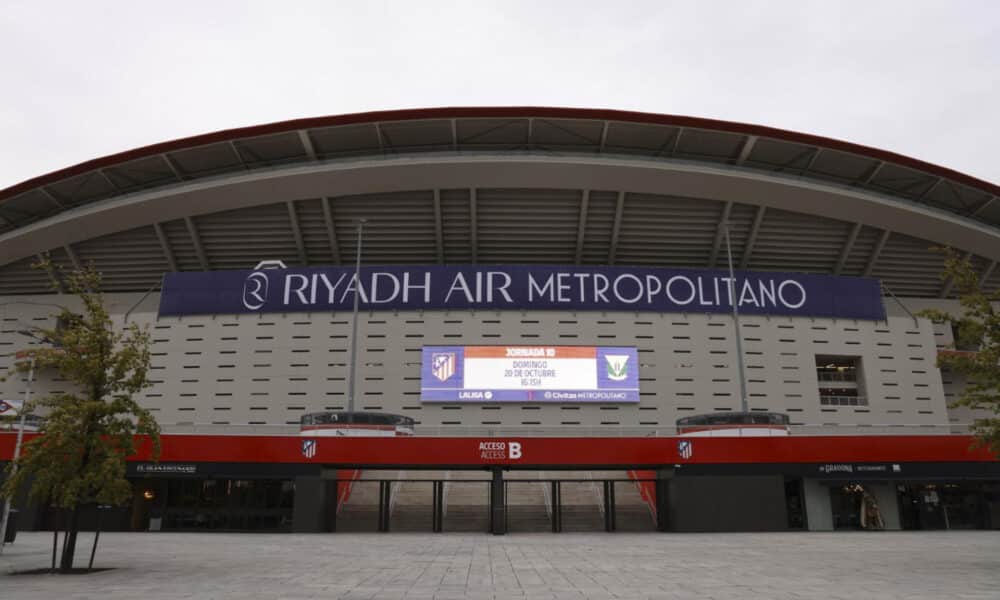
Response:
[508,442,522,460]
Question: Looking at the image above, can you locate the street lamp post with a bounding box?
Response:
[347,219,367,415]
[0,353,34,554]
[723,224,749,413]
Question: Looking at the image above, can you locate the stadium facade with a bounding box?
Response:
[1,107,999,534]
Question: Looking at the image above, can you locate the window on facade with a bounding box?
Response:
[816,355,867,406]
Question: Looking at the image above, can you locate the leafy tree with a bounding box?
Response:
[1,261,160,572]
[920,248,1000,456]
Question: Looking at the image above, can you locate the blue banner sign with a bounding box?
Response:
[158,265,885,320]
[421,346,640,403]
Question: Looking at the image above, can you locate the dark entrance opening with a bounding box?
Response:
[323,469,657,534]
[140,478,294,532]
[898,483,989,530]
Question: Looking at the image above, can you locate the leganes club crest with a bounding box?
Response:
[605,354,629,381]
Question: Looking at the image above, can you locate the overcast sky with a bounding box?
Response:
[1,1,998,189]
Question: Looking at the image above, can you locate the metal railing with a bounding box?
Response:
[819,395,868,406]
[816,372,859,383]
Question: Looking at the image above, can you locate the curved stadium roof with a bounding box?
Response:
[0,107,998,297]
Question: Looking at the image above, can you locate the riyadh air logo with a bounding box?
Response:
[301,439,317,459]
[242,271,269,310]
[432,352,456,382]
[605,354,629,381]
[677,440,693,460]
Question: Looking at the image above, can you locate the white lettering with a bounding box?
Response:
[402,272,431,303]
[573,273,588,302]
[528,274,555,301]
[370,272,400,303]
[645,275,662,304]
[593,273,610,303]
[284,274,310,304]
[665,275,696,305]
[339,274,369,304]
[758,280,776,307]
[508,442,522,460]
[778,280,807,309]
[444,273,475,303]
[721,277,735,306]
[613,274,643,304]
[697,276,715,306]
[556,273,572,302]
[487,271,513,303]
[739,279,759,307]
[318,273,345,303]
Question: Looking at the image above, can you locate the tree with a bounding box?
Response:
[920,248,1000,456]
[1,260,160,572]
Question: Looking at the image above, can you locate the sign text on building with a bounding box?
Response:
[158,265,885,320]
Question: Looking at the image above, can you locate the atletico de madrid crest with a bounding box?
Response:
[432,352,456,382]
[301,439,317,459]
[677,440,693,460]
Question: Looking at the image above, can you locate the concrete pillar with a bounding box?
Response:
[292,476,336,533]
[655,468,672,532]
[803,479,833,531]
[490,468,505,535]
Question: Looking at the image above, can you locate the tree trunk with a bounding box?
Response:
[59,503,81,573]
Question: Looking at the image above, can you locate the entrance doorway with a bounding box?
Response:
[898,483,989,530]
[830,483,886,530]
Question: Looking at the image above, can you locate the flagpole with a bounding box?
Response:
[724,224,749,413]
[347,219,367,415]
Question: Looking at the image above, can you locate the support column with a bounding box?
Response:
[868,482,901,530]
[803,479,833,531]
[603,481,617,532]
[326,471,338,533]
[293,477,331,533]
[551,481,562,533]
[432,481,444,533]
[655,468,672,532]
[377,481,392,533]
[490,468,505,535]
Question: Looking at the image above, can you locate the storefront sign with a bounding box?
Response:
[816,463,902,477]
[158,265,885,320]
[421,346,639,402]
[134,463,198,474]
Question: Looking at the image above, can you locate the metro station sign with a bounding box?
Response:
[158,264,885,320]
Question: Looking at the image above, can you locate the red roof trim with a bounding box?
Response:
[2,106,997,204]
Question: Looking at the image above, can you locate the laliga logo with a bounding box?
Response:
[243,271,269,310]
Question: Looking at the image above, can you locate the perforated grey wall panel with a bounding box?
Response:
[0,293,954,433]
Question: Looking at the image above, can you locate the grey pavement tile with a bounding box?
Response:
[3,531,1000,599]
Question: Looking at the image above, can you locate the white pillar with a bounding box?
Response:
[868,482,901,530]
[803,479,833,531]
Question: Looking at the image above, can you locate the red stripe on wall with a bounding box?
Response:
[0,433,994,467]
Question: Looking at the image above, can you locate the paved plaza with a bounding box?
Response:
[1,531,998,599]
